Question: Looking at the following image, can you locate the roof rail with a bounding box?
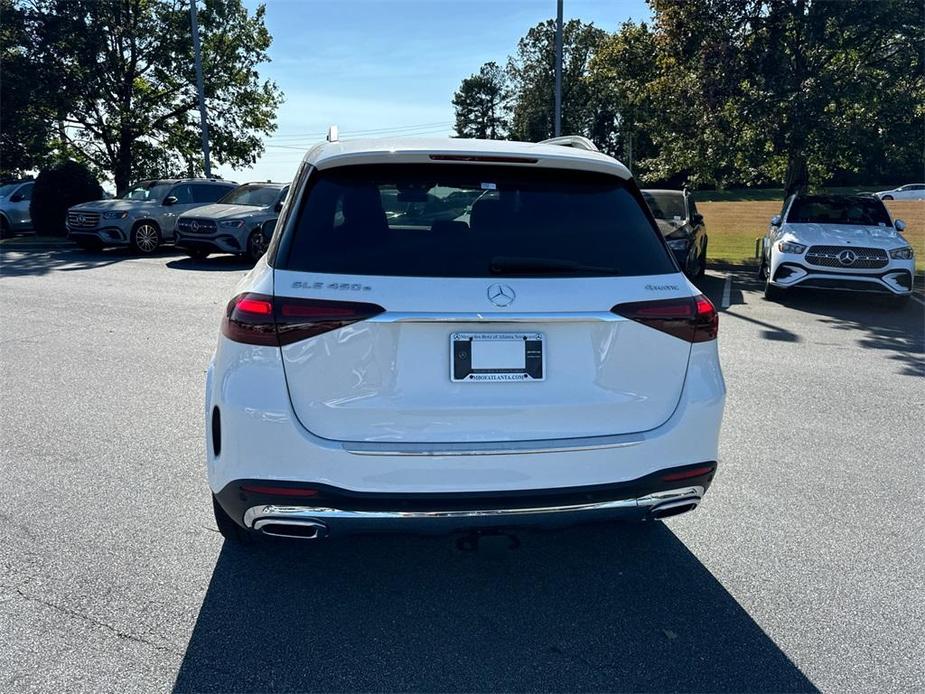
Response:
[326,125,339,143]
[538,135,599,152]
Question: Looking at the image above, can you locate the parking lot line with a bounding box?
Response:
[721,274,732,308]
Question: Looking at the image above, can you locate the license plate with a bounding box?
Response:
[450,333,544,382]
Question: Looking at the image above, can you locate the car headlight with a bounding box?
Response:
[219,219,245,229]
[889,246,914,260]
[666,239,689,251]
[778,241,807,254]
[102,211,128,220]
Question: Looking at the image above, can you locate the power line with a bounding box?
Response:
[269,121,452,140]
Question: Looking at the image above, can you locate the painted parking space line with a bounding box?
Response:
[721,274,732,309]
[911,293,925,307]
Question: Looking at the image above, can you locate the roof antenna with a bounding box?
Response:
[326,125,339,143]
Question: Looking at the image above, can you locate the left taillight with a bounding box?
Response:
[611,294,718,343]
[221,293,386,346]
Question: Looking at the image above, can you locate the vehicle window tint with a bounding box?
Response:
[192,184,230,203]
[688,198,698,216]
[169,184,193,204]
[642,191,686,220]
[787,195,891,226]
[909,184,925,191]
[282,164,675,278]
[16,183,34,200]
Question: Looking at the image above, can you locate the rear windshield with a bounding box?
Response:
[281,164,674,277]
[787,196,891,226]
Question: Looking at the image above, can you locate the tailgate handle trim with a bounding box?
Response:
[367,311,620,323]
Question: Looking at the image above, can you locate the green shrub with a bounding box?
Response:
[30,160,103,236]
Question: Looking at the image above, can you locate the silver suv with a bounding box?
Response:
[66,178,236,253]
[175,182,288,261]
[0,180,35,238]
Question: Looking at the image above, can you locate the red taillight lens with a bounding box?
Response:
[221,293,386,346]
[222,293,278,346]
[611,294,718,343]
[275,298,385,345]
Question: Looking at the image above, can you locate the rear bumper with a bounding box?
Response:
[217,464,715,535]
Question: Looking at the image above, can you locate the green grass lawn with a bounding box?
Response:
[700,198,924,271]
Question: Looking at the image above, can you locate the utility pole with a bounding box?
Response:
[190,0,211,177]
[554,0,563,137]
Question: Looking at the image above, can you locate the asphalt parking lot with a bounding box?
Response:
[1,247,923,693]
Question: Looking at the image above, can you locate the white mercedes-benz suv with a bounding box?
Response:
[206,134,725,543]
[760,194,915,305]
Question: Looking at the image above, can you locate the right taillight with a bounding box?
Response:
[611,294,718,343]
[221,293,385,346]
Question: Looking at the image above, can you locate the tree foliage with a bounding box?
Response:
[30,160,103,235]
[452,62,509,139]
[451,3,924,192]
[18,0,282,193]
[506,19,607,142]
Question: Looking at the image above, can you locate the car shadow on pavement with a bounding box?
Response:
[173,523,816,693]
[166,255,255,272]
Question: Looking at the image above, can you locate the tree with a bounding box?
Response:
[647,0,925,194]
[506,19,607,142]
[30,160,103,235]
[27,0,282,193]
[453,62,509,139]
[0,0,63,176]
[586,22,659,173]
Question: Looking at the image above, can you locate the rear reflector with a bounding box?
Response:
[222,293,386,346]
[661,464,715,481]
[611,294,718,343]
[240,484,320,497]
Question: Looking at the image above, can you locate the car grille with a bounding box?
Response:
[67,211,100,229]
[805,245,888,269]
[176,218,217,234]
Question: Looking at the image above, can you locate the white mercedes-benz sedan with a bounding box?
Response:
[760,194,914,305]
[205,133,725,543]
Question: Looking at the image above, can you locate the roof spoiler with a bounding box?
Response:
[538,135,599,152]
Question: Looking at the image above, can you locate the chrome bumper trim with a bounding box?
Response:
[342,433,645,456]
[242,485,704,532]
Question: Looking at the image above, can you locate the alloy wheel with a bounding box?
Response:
[134,223,159,253]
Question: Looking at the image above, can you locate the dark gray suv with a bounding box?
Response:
[66,178,236,253]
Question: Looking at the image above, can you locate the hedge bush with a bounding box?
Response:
[30,160,103,236]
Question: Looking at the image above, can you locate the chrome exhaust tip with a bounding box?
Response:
[649,498,699,520]
[253,518,328,539]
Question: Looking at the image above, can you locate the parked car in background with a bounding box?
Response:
[760,194,914,305]
[642,188,708,279]
[874,184,925,201]
[0,179,35,238]
[207,134,724,545]
[66,178,237,253]
[175,181,288,261]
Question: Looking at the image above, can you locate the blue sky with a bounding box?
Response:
[231,0,652,183]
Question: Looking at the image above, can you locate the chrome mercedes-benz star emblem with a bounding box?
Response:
[837,249,857,266]
[190,221,200,232]
[78,215,87,224]
[487,283,516,307]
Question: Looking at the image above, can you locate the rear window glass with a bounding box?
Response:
[787,196,891,226]
[281,164,674,278]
